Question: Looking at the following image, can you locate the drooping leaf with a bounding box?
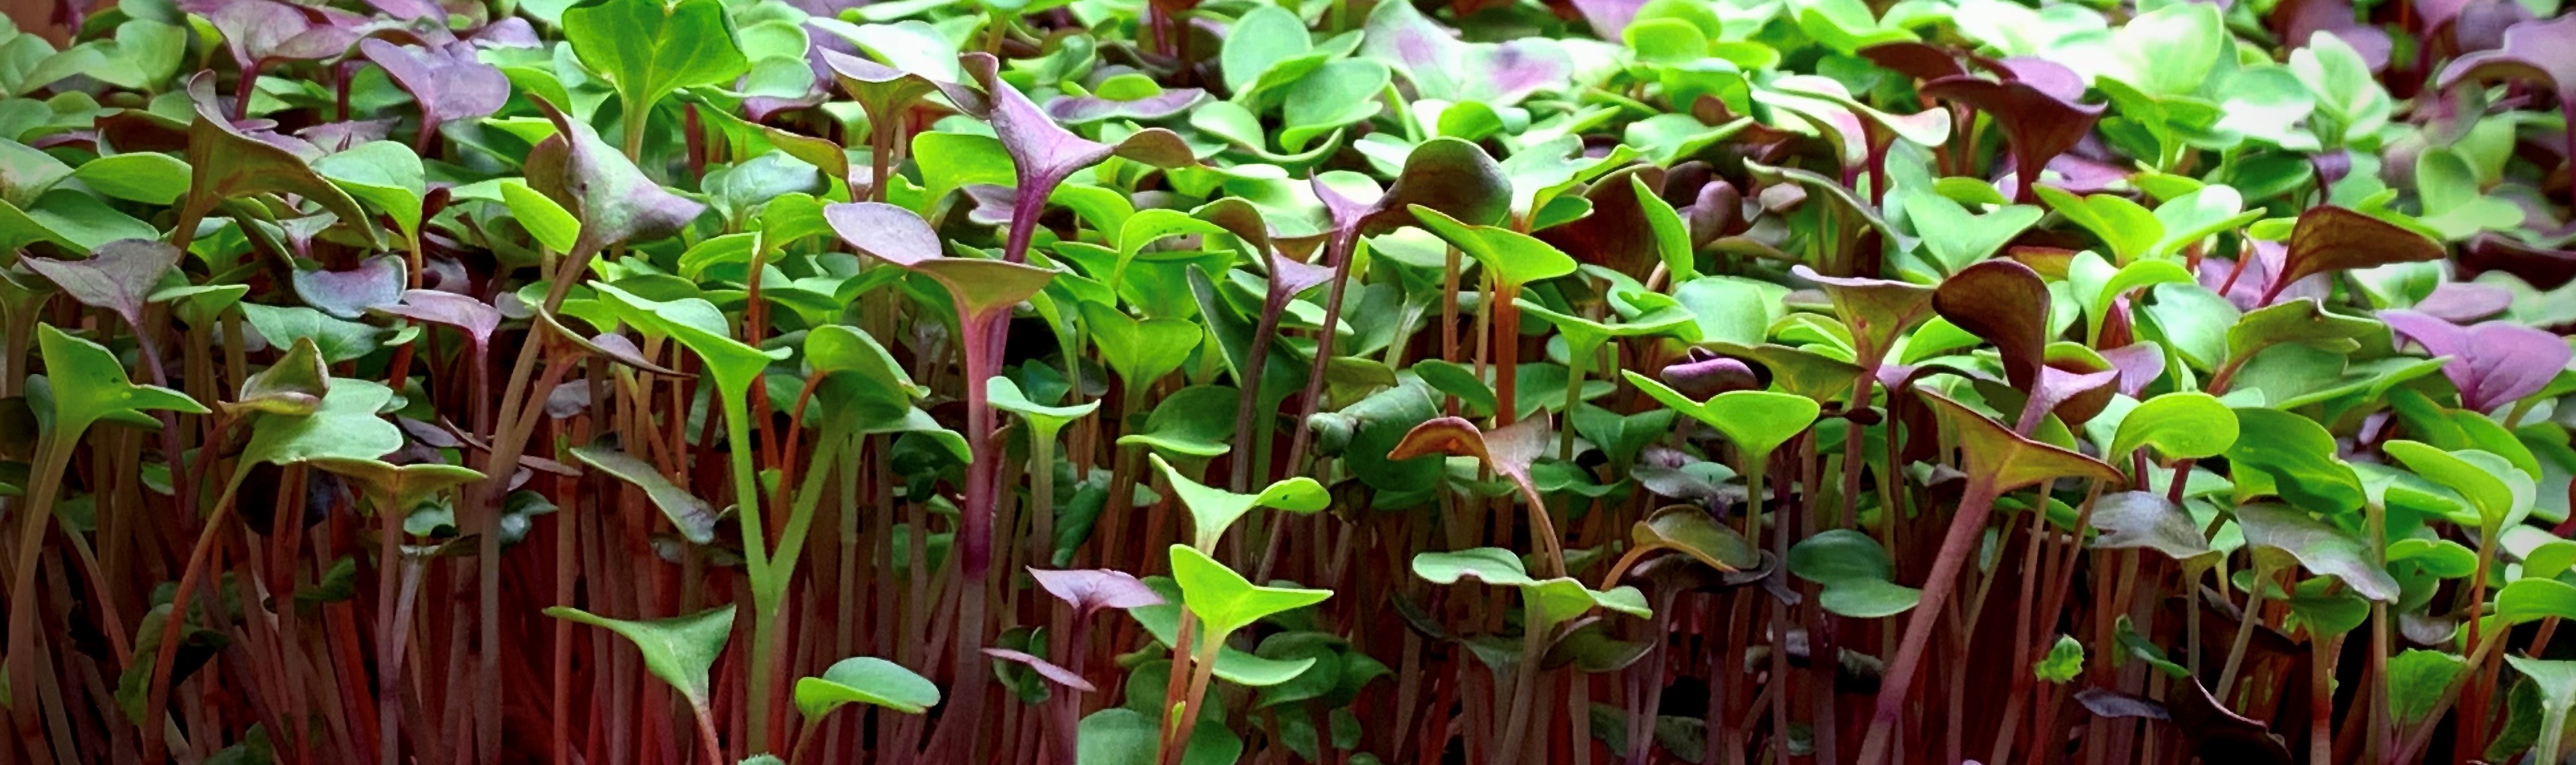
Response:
[543,605,735,707]
[1029,568,1162,613]
[2090,491,2217,568]
[2234,503,2399,603]
[571,443,718,544]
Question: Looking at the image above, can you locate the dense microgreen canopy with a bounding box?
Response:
[5,1,2575,765]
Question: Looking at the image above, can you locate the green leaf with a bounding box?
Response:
[543,605,735,707]
[31,324,206,443]
[1621,373,1817,460]
[1117,385,1241,458]
[225,337,329,417]
[1077,707,1243,765]
[1083,302,1201,388]
[71,153,189,205]
[2388,649,2466,726]
[2504,655,2576,764]
[571,444,718,544]
[1169,544,1331,640]
[2089,491,2217,569]
[2109,391,2238,461]
[1151,454,1327,551]
[988,377,1098,437]
[795,657,940,718]
[303,459,484,514]
[1903,192,2042,276]
[238,379,403,468]
[2226,408,2365,515]
[2034,635,2085,683]
[1410,547,1652,621]
[502,179,581,255]
[1788,529,1921,618]
[1628,504,1759,572]
[2035,187,2161,264]
[313,142,427,239]
[2234,504,2400,603]
[590,282,790,403]
[1407,205,1577,288]
[563,0,749,126]
[2383,441,2535,530]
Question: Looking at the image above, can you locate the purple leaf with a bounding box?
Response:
[1860,42,1967,82]
[297,118,401,152]
[1933,259,2052,391]
[2414,281,2512,322]
[2099,343,2167,397]
[822,201,944,266]
[1028,568,1162,612]
[981,648,1095,692]
[22,239,179,328]
[942,53,1193,261]
[373,289,502,352]
[360,39,509,144]
[1662,350,1763,399]
[1795,265,1935,368]
[2198,240,2327,312]
[290,255,406,320]
[1569,0,1648,39]
[2380,310,2573,413]
[1358,0,1570,106]
[177,73,377,250]
[2266,206,2445,304]
[469,19,543,49]
[524,98,706,255]
[1042,88,1208,124]
[2273,2,2392,70]
[1920,64,2104,203]
[2439,15,2576,112]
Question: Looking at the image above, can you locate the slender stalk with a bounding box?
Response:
[1855,476,1998,765]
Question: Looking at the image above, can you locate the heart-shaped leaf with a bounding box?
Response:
[1029,568,1162,614]
[1407,205,1577,289]
[1150,454,1327,551]
[226,337,329,417]
[2383,441,2535,531]
[32,325,206,444]
[238,378,403,468]
[2226,407,2364,515]
[2381,310,2573,413]
[1921,391,2122,492]
[1169,544,1331,641]
[1410,548,1652,622]
[1622,373,1819,460]
[527,98,706,255]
